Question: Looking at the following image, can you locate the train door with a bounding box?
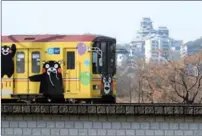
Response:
[63,48,80,95]
[14,49,29,95]
[28,49,42,94]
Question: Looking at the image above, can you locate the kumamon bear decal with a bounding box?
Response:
[1,44,17,78]
[101,74,113,95]
[28,61,64,101]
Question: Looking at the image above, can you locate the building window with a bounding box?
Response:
[175,47,180,50]
[16,52,25,73]
[152,54,158,57]
[67,52,75,69]
[32,52,40,73]
[162,47,169,50]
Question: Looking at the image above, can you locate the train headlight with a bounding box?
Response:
[93,85,99,90]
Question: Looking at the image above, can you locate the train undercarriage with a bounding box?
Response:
[1,94,116,104]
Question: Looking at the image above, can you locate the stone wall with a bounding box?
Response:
[1,115,202,136]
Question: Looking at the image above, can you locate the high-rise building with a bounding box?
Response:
[157,26,169,38]
[145,36,171,64]
[180,44,188,58]
[170,40,183,60]
[116,47,130,67]
[130,17,183,63]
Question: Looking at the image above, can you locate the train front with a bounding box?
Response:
[91,39,117,103]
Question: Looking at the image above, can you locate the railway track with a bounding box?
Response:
[2,103,202,116]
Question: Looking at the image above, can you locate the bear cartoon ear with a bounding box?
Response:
[11,44,16,50]
[42,61,46,65]
[58,60,63,65]
[11,44,16,48]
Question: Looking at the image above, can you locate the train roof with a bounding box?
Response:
[2,34,116,43]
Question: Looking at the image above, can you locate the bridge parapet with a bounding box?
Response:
[2,103,202,116]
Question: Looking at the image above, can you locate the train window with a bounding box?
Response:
[67,51,75,69]
[101,42,106,53]
[32,52,40,73]
[92,41,102,74]
[16,52,25,73]
[92,52,98,73]
[109,42,116,75]
[101,41,107,72]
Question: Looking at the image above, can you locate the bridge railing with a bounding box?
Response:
[2,103,202,116]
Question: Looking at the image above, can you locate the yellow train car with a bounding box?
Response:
[1,34,117,103]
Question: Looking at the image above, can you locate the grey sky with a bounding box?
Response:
[2,1,202,44]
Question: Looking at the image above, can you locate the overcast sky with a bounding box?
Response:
[2,1,202,43]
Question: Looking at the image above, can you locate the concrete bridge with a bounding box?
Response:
[1,103,202,136]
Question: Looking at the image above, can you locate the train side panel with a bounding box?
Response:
[1,77,14,99]
[40,41,92,99]
[1,42,44,99]
[1,41,94,100]
[91,74,102,98]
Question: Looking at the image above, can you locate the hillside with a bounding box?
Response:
[185,37,202,46]
[184,37,202,54]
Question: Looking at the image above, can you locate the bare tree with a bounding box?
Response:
[146,51,202,104]
[131,58,158,103]
[116,51,202,104]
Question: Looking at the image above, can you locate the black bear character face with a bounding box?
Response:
[43,61,61,75]
[42,61,62,75]
[41,61,62,87]
[102,75,112,94]
[2,46,12,55]
[1,44,16,56]
[1,44,16,78]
